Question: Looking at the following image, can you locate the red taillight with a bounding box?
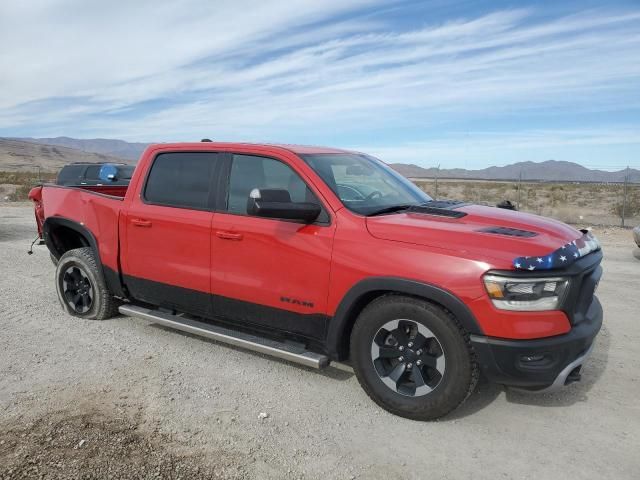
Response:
[28,185,43,202]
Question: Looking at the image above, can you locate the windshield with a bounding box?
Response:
[300,153,432,215]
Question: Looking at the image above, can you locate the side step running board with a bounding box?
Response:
[118,304,330,369]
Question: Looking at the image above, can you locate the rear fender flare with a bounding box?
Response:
[42,217,124,297]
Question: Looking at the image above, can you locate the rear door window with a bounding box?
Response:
[144,152,219,210]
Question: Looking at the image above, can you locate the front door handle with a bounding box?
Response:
[216,230,243,241]
[131,218,152,227]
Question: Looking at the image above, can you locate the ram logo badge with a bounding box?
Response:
[280,296,314,308]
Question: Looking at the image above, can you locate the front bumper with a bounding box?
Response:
[470,296,603,391]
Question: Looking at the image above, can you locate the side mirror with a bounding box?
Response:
[98,164,118,183]
[247,188,321,223]
[496,200,517,211]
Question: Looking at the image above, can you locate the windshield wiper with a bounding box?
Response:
[366,204,417,216]
[368,202,469,219]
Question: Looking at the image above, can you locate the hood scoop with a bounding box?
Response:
[409,200,468,219]
[478,226,538,238]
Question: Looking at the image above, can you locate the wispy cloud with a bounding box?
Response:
[1,1,639,167]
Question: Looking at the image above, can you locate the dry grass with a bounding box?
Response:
[415,178,640,227]
[0,170,56,201]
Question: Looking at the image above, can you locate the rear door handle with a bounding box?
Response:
[131,218,152,227]
[216,230,243,241]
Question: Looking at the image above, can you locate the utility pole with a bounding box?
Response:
[434,164,440,200]
[621,166,629,228]
[517,170,522,210]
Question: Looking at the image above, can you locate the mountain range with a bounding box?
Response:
[1,136,638,183]
[13,136,148,161]
[0,138,135,172]
[392,161,640,183]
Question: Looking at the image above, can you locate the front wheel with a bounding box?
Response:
[55,247,119,320]
[350,295,478,420]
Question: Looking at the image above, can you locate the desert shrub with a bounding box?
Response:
[0,170,55,202]
[551,188,568,206]
[7,184,34,201]
[612,190,640,220]
[462,184,476,201]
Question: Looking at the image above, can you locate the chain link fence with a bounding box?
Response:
[413,177,640,228]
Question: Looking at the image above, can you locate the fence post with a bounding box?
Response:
[434,163,440,200]
[621,166,629,228]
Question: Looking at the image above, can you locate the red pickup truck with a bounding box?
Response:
[29,142,603,420]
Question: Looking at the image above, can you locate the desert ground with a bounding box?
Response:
[413,178,640,227]
[1,204,639,479]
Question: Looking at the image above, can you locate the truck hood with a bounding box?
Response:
[365,204,584,268]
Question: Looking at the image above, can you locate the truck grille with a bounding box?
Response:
[566,261,602,325]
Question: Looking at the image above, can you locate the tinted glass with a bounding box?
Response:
[227,154,323,216]
[118,165,135,180]
[144,152,217,209]
[84,165,101,179]
[301,153,432,215]
[56,165,84,185]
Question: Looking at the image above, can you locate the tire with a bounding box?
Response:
[55,247,119,320]
[350,295,478,420]
[50,252,59,266]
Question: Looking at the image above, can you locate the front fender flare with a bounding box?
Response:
[326,277,484,360]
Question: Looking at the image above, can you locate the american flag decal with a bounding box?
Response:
[513,231,600,271]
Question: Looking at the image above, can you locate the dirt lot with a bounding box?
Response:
[1,204,639,479]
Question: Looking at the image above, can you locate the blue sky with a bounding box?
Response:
[1,0,639,169]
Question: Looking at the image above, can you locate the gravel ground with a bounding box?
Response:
[1,203,639,479]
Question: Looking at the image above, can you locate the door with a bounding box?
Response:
[122,151,221,317]
[211,153,335,341]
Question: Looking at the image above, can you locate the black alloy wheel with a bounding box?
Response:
[350,295,478,420]
[371,319,446,397]
[55,247,119,320]
[62,265,94,314]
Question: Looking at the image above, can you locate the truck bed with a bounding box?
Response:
[29,184,126,272]
[64,184,128,198]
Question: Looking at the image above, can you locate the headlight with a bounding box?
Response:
[483,275,569,311]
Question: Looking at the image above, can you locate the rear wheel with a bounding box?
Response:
[350,295,478,420]
[55,247,119,320]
